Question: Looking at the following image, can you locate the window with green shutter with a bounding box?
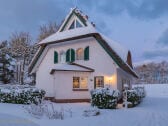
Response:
[71,49,75,62]
[84,46,89,60]
[66,48,75,62]
[54,51,58,64]
[66,49,70,62]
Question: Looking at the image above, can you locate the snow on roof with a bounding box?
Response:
[100,34,128,62]
[50,63,94,74]
[38,26,97,45]
[38,24,128,61]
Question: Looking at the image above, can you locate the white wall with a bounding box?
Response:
[54,71,91,99]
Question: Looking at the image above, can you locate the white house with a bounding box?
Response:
[29,8,138,102]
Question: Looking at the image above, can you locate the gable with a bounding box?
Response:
[59,9,87,32]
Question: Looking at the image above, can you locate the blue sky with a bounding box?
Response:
[0,0,168,64]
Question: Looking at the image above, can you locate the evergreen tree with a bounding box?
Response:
[0,41,15,84]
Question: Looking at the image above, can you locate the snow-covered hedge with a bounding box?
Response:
[0,84,45,104]
[133,86,146,98]
[90,87,120,109]
[125,87,145,107]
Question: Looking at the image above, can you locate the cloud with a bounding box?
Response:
[156,29,168,46]
[80,0,168,20]
[0,0,72,40]
[143,47,168,59]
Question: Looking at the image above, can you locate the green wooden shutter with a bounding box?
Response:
[66,49,70,62]
[54,51,58,64]
[70,49,75,62]
[84,46,89,60]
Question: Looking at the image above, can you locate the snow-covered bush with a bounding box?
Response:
[90,87,120,109]
[124,87,145,107]
[0,84,45,104]
[126,90,141,107]
[133,86,146,98]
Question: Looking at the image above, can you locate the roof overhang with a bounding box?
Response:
[50,63,94,74]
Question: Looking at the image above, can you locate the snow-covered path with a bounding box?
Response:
[0,113,38,126]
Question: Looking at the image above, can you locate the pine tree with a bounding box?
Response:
[0,41,15,84]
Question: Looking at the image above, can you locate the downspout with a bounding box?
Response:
[53,73,56,100]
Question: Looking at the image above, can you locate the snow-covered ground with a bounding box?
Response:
[0,84,168,126]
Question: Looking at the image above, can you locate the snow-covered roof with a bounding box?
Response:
[38,26,97,45]
[50,63,94,74]
[38,24,128,62]
[101,35,128,62]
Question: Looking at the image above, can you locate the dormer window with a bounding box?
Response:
[68,19,83,30]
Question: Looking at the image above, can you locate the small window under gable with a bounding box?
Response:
[69,20,75,29]
[76,20,82,28]
[68,18,83,30]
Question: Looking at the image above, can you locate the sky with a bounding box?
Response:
[0,0,168,65]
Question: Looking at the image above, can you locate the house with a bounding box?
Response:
[29,8,138,102]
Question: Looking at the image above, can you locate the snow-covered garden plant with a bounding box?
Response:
[125,87,145,107]
[0,84,45,104]
[90,87,120,109]
[24,101,73,120]
[133,86,146,98]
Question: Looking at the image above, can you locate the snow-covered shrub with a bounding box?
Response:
[0,84,45,104]
[126,90,141,107]
[124,87,145,107]
[90,87,120,109]
[133,86,146,98]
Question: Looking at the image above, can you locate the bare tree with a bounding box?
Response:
[37,22,59,42]
[9,32,32,84]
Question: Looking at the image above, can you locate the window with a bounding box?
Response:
[76,20,82,28]
[66,49,75,62]
[80,77,88,89]
[73,77,80,88]
[94,76,104,88]
[76,48,84,60]
[84,46,89,60]
[68,19,83,30]
[73,77,88,89]
[122,79,131,90]
[60,51,66,63]
[69,20,75,29]
[54,51,58,64]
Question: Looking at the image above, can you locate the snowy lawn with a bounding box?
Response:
[0,84,168,126]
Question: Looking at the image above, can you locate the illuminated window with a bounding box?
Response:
[94,76,104,88]
[73,77,80,88]
[80,77,88,89]
[76,48,84,60]
[73,77,88,89]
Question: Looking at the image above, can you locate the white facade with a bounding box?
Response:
[36,37,120,98]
